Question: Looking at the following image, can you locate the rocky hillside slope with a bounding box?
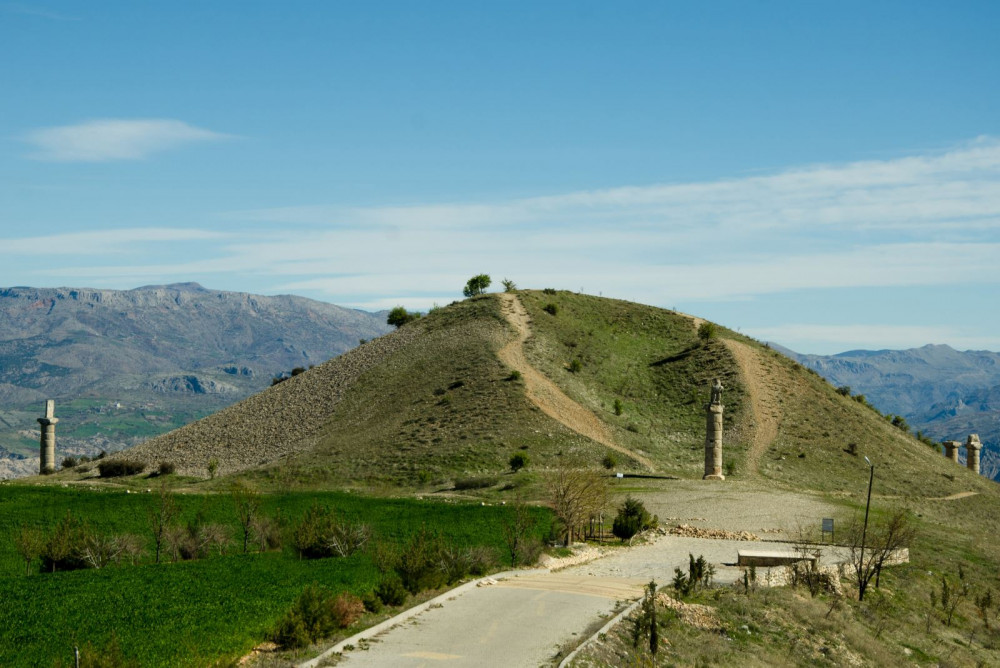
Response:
[0,283,391,475]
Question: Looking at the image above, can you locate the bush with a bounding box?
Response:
[97,460,145,478]
[509,453,529,472]
[602,453,617,470]
[41,511,92,572]
[396,527,447,594]
[501,278,517,292]
[61,456,79,469]
[543,288,557,295]
[506,369,522,381]
[836,385,852,396]
[331,593,365,628]
[387,306,421,328]
[361,590,383,614]
[270,612,310,650]
[375,576,409,606]
[466,545,499,575]
[568,359,582,373]
[542,303,558,315]
[613,398,623,416]
[290,503,370,559]
[697,322,717,340]
[158,461,176,476]
[462,274,492,298]
[613,496,652,542]
[454,476,496,491]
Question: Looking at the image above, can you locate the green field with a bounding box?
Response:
[0,485,551,666]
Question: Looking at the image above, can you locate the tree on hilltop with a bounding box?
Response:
[463,274,491,298]
[387,306,420,328]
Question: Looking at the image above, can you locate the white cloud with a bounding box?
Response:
[0,228,227,255]
[23,119,230,162]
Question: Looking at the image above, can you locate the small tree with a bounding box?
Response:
[148,483,178,564]
[231,481,261,554]
[13,523,44,575]
[501,278,517,292]
[601,452,617,470]
[462,274,491,298]
[387,306,420,328]
[509,452,529,472]
[847,507,915,601]
[207,458,219,479]
[500,498,538,567]
[612,496,651,542]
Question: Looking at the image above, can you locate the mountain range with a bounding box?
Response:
[0,283,391,477]
[775,343,1000,479]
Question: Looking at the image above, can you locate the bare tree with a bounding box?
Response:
[148,483,177,564]
[546,467,609,546]
[846,508,915,601]
[231,480,262,554]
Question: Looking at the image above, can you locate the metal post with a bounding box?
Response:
[74,646,80,668]
[859,456,874,601]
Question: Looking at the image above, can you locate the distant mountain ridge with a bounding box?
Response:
[0,283,391,477]
[775,343,1000,479]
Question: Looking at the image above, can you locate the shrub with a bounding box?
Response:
[506,369,522,381]
[361,590,383,614]
[331,593,365,628]
[836,385,852,396]
[158,461,176,476]
[42,511,92,572]
[375,576,409,606]
[613,496,652,542]
[270,584,347,649]
[387,306,421,328]
[270,612,310,650]
[396,527,447,594]
[543,288,557,295]
[697,322,717,340]
[207,458,219,479]
[61,456,79,469]
[601,453,617,470]
[542,303,558,315]
[466,545,499,575]
[97,460,145,478]
[509,453,529,472]
[626,424,640,433]
[613,399,623,416]
[454,476,496,490]
[568,359,582,373]
[501,278,517,292]
[290,504,369,559]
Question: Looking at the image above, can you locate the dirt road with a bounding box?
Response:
[496,293,654,471]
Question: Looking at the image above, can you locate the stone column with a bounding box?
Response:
[965,434,982,475]
[943,440,961,464]
[703,379,725,480]
[37,399,58,475]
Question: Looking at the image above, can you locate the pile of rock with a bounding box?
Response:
[656,593,721,631]
[659,524,760,541]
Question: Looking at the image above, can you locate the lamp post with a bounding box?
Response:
[858,455,874,601]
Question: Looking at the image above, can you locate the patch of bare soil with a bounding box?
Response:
[497,293,654,470]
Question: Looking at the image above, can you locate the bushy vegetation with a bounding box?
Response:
[97,460,145,478]
[462,274,491,298]
[508,452,529,472]
[270,585,364,649]
[612,496,654,541]
[387,306,421,328]
[0,486,551,666]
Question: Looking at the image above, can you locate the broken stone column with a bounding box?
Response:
[37,399,58,475]
[704,379,725,480]
[943,440,961,464]
[965,434,982,475]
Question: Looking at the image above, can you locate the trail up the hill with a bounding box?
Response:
[497,293,654,471]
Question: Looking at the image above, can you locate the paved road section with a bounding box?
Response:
[336,535,853,667]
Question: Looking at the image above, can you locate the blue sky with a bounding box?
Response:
[1,1,998,354]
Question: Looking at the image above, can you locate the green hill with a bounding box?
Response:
[74,289,990,502]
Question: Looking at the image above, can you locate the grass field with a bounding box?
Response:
[0,485,551,666]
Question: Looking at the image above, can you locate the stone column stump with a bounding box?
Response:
[965,434,982,475]
[943,440,961,464]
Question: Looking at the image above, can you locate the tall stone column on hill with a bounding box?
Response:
[965,434,982,475]
[703,378,725,480]
[943,440,961,464]
[37,399,58,475]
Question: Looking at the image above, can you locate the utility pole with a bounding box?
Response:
[859,455,874,601]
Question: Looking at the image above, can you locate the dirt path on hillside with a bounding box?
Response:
[722,338,781,476]
[497,294,654,471]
